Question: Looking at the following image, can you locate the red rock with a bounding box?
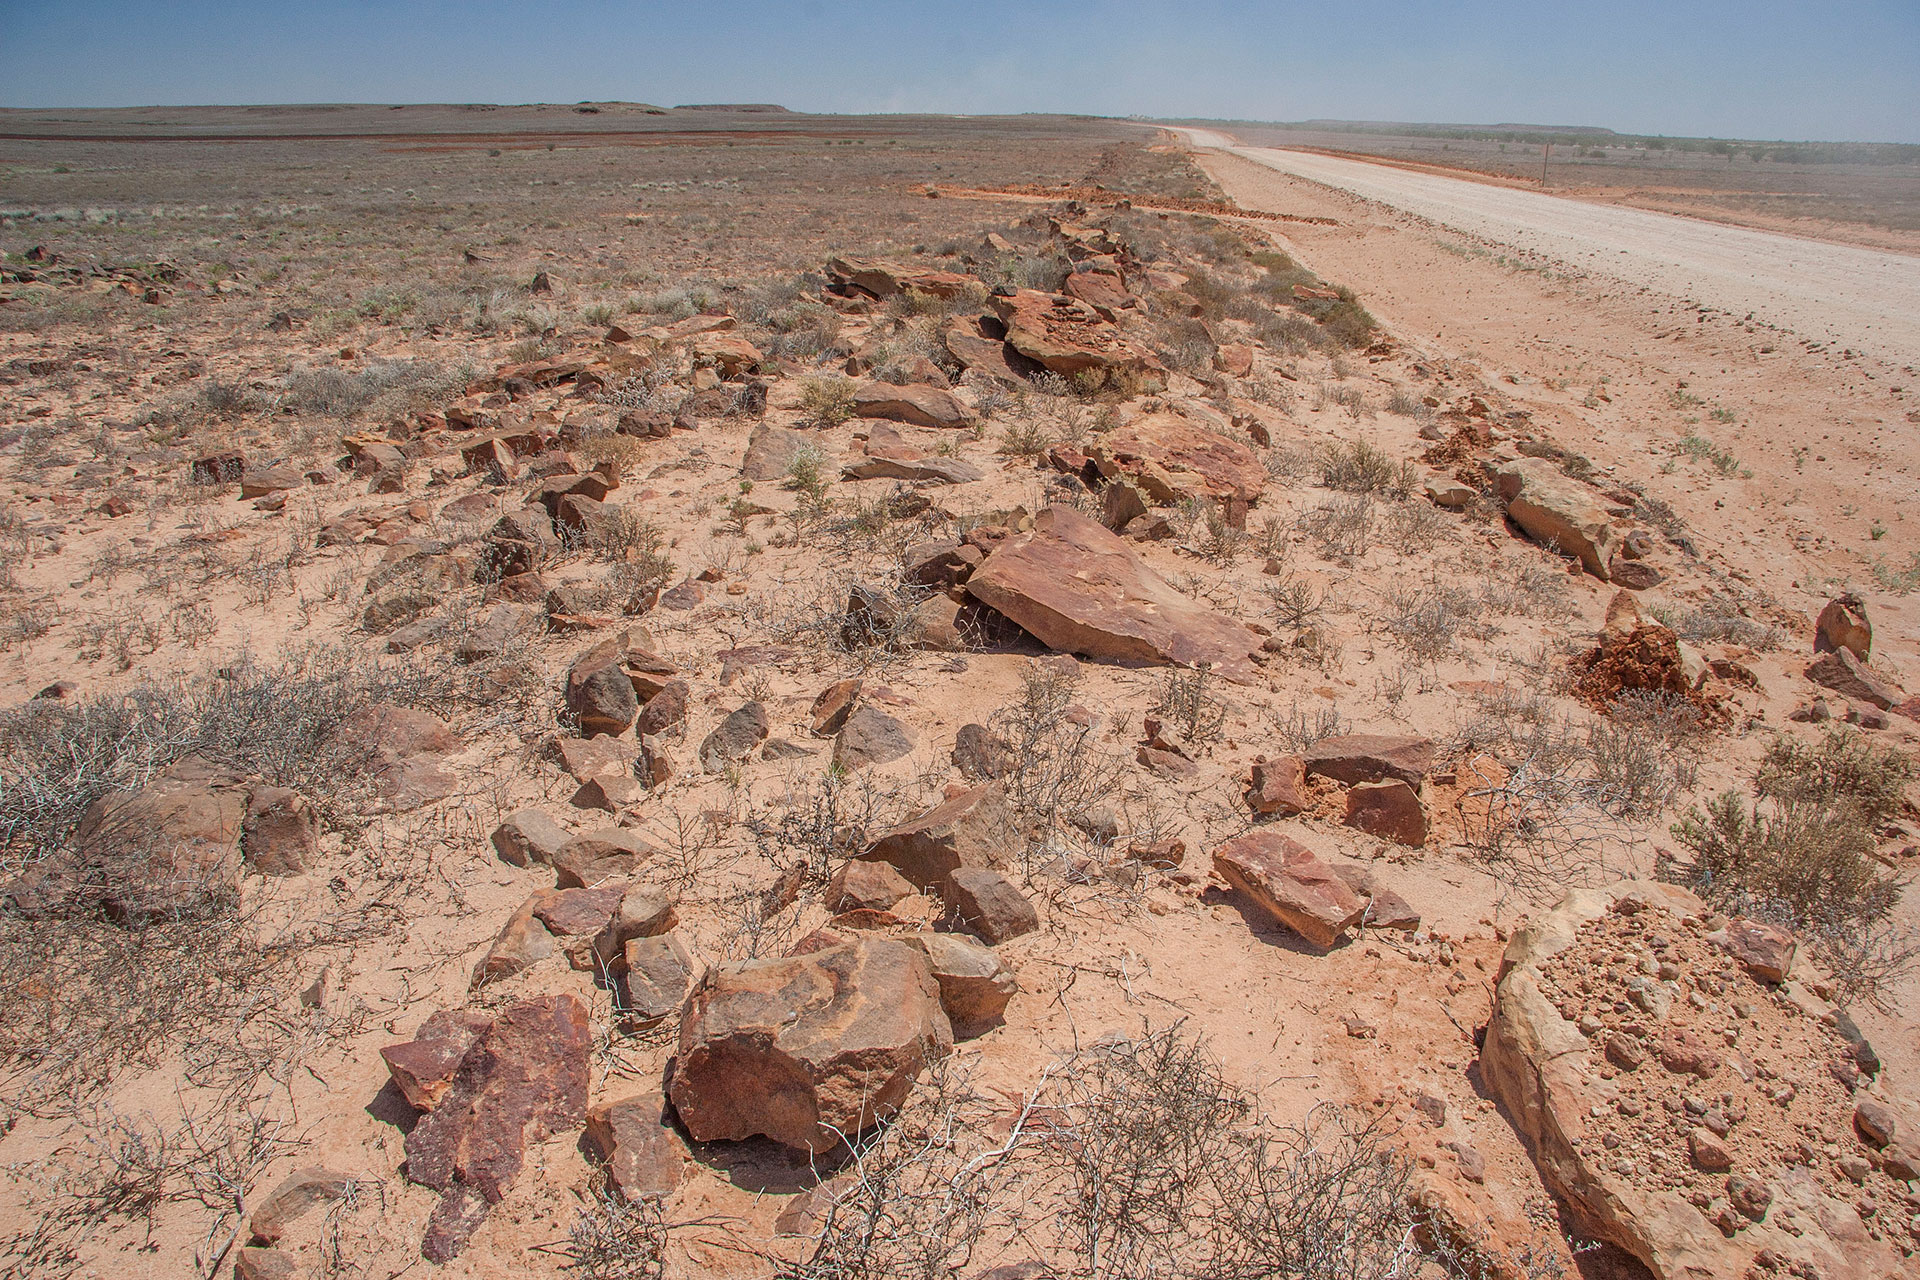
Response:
[1215,343,1254,377]
[826,859,914,913]
[667,938,952,1153]
[1211,831,1368,949]
[249,1166,353,1244]
[941,315,1040,385]
[903,931,1018,1032]
[860,783,1014,893]
[405,994,591,1260]
[1246,756,1307,817]
[1806,648,1902,710]
[1061,268,1136,320]
[242,785,318,875]
[379,1008,494,1112]
[942,867,1037,944]
[584,1093,685,1201]
[622,932,695,1023]
[1302,734,1434,789]
[1657,1027,1722,1078]
[1712,918,1795,983]
[986,289,1165,391]
[965,506,1262,682]
[1090,412,1265,505]
[826,256,974,300]
[1815,593,1871,659]
[851,381,976,430]
[1342,779,1428,847]
[552,829,656,889]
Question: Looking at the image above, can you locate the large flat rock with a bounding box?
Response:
[965,505,1262,682]
[1091,411,1265,504]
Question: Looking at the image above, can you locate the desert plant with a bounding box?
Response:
[799,374,858,427]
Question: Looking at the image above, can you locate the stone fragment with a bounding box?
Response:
[987,289,1165,391]
[826,860,914,914]
[1090,411,1265,505]
[491,809,572,868]
[1342,779,1427,847]
[1211,831,1367,949]
[903,931,1018,1032]
[951,723,1015,780]
[635,678,690,738]
[833,706,916,771]
[622,932,695,1023]
[592,884,679,973]
[379,1008,493,1112]
[1806,648,1902,710]
[860,784,1014,892]
[1711,917,1795,983]
[1689,1127,1734,1172]
[942,867,1038,944]
[1246,755,1307,817]
[741,422,812,481]
[249,1167,353,1244]
[965,506,1262,682]
[243,786,319,875]
[810,677,862,736]
[233,1248,298,1280]
[1302,734,1434,789]
[565,636,638,736]
[699,702,770,772]
[851,381,976,430]
[667,938,952,1153]
[1494,458,1617,578]
[1815,593,1871,660]
[584,1092,685,1201]
[1854,1098,1896,1148]
[552,829,656,889]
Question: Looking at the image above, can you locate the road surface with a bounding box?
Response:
[1177,129,1920,366]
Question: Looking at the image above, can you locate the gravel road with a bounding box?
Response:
[1178,129,1920,366]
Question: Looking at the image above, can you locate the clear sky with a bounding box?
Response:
[6,1,1917,143]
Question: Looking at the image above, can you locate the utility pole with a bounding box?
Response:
[1541,142,1551,186]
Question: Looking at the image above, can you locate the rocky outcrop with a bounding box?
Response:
[667,937,952,1153]
[1494,458,1617,579]
[987,289,1165,391]
[1211,831,1367,949]
[1482,882,1910,1280]
[1805,648,1902,710]
[827,256,974,300]
[965,506,1263,682]
[1090,412,1265,505]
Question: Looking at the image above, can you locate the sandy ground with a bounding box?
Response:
[1177,129,1920,368]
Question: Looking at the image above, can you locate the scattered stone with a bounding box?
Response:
[833,706,916,771]
[740,422,812,481]
[1494,457,1618,578]
[1302,734,1434,789]
[1689,1127,1734,1172]
[1211,831,1368,949]
[379,1008,493,1112]
[965,506,1262,682]
[951,723,1015,781]
[667,937,952,1153]
[552,829,656,889]
[622,932,695,1023]
[851,381,976,430]
[250,1167,354,1244]
[1342,779,1427,847]
[1815,593,1871,660]
[903,931,1018,1032]
[810,678,863,736]
[699,702,770,772]
[987,289,1165,391]
[861,783,1014,892]
[242,786,319,875]
[584,1092,685,1201]
[826,860,914,913]
[1806,648,1902,710]
[233,1248,298,1280]
[592,883,680,973]
[1854,1098,1896,1148]
[1712,917,1796,983]
[1089,412,1265,505]
[635,678,690,738]
[565,636,639,737]
[942,867,1038,944]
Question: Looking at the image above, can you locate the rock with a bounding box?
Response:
[570,773,644,811]
[1815,594,1871,660]
[1727,1175,1771,1221]
[190,451,245,485]
[826,860,914,913]
[667,937,952,1153]
[1609,558,1665,591]
[844,453,983,484]
[941,314,1041,384]
[233,1248,298,1280]
[471,886,621,987]
[1062,267,1137,320]
[552,829,656,889]
[1301,734,1433,789]
[1423,471,1476,509]
[592,884,679,973]
[1494,458,1617,578]
[987,289,1164,391]
[584,1093,684,1201]
[1806,648,1901,710]
[249,1166,353,1244]
[1089,412,1265,505]
[833,706,916,771]
[810,677,863,736]
[1444,1141,1487,1184]
[942,867,1038,944]
[699,702,769,772]
[453,603,537,663]
[405,995,591,1260]
[547,735,636,784]
[902,540,982,591]
[635,678,690,737]
[1657,1027,1722,1078]
[851,381,976,430]
[491,809,573,868]
[1853,1098,1896,1148]
[952,723,1016,781]
[826,256,974,300]
[635,734,675,786]
[1343,779,1427,847]
[1689,1127,1734,1172]
[741,422,812,481]
[690,332,763,377]
[1711,918,1796,983]
[379,1008,493,1112]
[566,636,639,736]
[965,506,1262,682]
[1211,831,1368,949]
[1246,756,1307,817]
[903,932,1018,1032]
[860,783,1014,893]
[242,786,319,875]
[622,932,696,1024]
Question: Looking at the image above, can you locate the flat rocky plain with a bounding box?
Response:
[1,106,1917,1280]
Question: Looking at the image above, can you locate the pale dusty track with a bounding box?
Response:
[1177,128,1920,367]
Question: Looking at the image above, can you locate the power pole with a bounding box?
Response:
[1541,142,1551,186]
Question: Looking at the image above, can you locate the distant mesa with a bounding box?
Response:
[671,103,790,113]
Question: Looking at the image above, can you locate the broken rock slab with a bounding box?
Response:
[1211,830,1368,950]
[1494,458,1617,579]
[965,506,1263,682]
[859,782,1015,894]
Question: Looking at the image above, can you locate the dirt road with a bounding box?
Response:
[1178,129,1920,367]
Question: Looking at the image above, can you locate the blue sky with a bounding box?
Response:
[5,1,1917,142]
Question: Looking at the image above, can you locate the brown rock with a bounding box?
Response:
[1302,734,1434,789]
[903,931,1018,1032]
[1853,1097,1896,1148]
[1494,458,1617,578]
[565,636,639,736]
[740,422,811,481]
[1689,1127,1734,1172]
[1712,917,1796,983]
[622,932,696,1023]
[942,867,1038,944]
[810,677,862,736]
[591,883,679,973]
[405,995,591,1260]
[987,289,1165,391]
[1090,412,1265,505]
[826,860,914,913]
[833,706,916,771]
[490,809,572,868]
[667,938,952,1153]
[584,1093,685,1201]
[1815,593,1871,660]
[1657,1026,1722,1078]
[1246,756,1307,817]
[1342,779,1428,847]
[249,1167,353,1244]
[902,539,982,591]
[552,829,656,889]
[1061,267,1137,320]
[54,756,249,924]
[635,678,690,737]
[1806,648,1902,710]
[243,786,319,875]
[826,256,974,300]
[233,1248,298,1280]
[860,783,1014,892]
[380,1009,494,1112]
[851,381,976,430]
[699,702,769,772]
[965,506,1262,682]
[952,723,1015,781]
[1211,831,1367,949]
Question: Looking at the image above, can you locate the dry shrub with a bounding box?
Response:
[987,665,1126,846]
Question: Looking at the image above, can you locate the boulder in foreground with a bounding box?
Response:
[1211,831,1367,949]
